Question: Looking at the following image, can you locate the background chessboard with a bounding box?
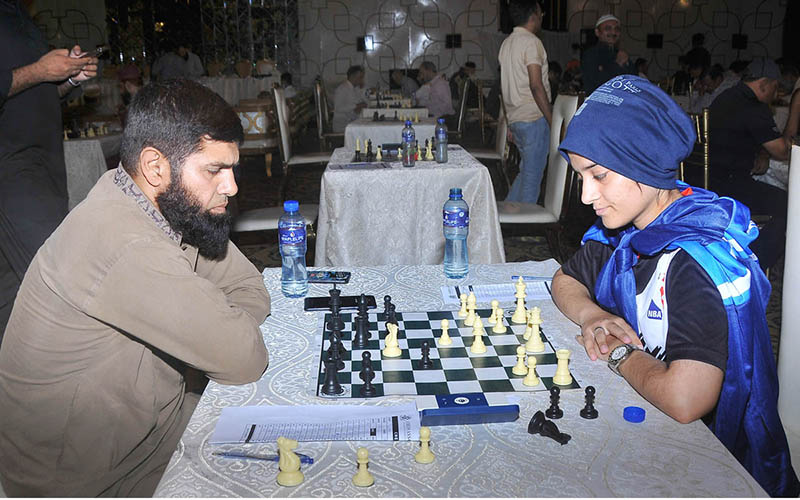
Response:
[313,309,581,398]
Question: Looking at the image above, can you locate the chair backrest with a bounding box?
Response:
[314,81,327,138]
[542,94,580,219]
[234,103,272,141]
[271,87,291,162]
[255,58,274,76]
[494,104,508,158]
[779,144,800,437]
[679,107,710,189]
[455,78,470,133]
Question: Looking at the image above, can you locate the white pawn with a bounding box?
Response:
[512,345,527,375]
[492,308,507,334]
[439,319,452,346]
[553,349,573,386]
[488,299,499,325]
[376,146,382,160]
[415,426,435,464]
[464,292,477,326]
[458,293,468,318]
[397,146,402,160]
[522,357,540,387]
[352,447,374,487]
[470,318,487,354]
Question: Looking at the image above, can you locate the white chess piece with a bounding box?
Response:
[376,146,382,161]
[525,318,545,353]
[488,300,499,325]
[523,309,533,340]
[492,308,507,334]
[464,292,477,326]
[511,277,527,324]
[439,319,452,346]
[415,426,435,463]
[352,447,374,487]
[470,317,487,354]
[458,293,468,317]
[382,323,402,357]
[522,357,540,387]
[553,349,573,385]
[512,345,527,375]
[276,436,304,486]
[356,137,361,152]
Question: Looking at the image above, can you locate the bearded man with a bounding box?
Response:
[0,79,270,497]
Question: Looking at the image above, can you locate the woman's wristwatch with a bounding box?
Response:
[608,343,642,376]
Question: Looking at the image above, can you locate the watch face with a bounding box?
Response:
[610,345,629,361]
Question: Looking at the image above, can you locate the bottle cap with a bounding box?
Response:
[405,120,412,126]
[283,200,299,212]
[438,118,445,123]
[449,187,463,198]
[623,406,646,423]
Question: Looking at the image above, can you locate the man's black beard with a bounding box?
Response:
[156,176,232,260]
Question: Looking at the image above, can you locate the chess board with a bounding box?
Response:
[312,309,581,398]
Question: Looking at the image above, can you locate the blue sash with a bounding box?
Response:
[583,183,799,497]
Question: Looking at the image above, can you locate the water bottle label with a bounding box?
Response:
[443,209,469,228]
[402,130,415,143]
[279,226,306,245]
[436,129,447,141]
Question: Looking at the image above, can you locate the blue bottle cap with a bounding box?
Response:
[438,118,445,123]
[449,187,463,198]
[405,120,412,126]
[283,200,299,212]
[623,406,646,423]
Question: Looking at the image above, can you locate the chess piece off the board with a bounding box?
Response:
[414,426,435,463]
[276,436,304,486]
[352,447,374,487]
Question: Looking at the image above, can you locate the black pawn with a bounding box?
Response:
[321,357,343,395]
[357,293,369,317]
[545,386,563,419]
[384,295,392,315]
[387,303,398,326]
[353,314,370,348]
[419,340,434,369]
[359,352,377,397]
[527,411,571,445]
[580,386,598,419]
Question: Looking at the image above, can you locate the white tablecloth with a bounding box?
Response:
[345,118,437,150]
[63,133,121,210]
[361,107,429,119]
[315,146,506,267]
[198,76,279,106]
[153,261,766,497]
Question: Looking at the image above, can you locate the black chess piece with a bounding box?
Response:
[354,149,361,162]
[393,110,398,120]
[353,314,370,348]
[329,287,342,313]
[419,340,434,369]
[373,111,380,121]
[580,386,598,419]
[384,295,392,315]
[359,352,377,397]
[387,303,398,326]
[357,294,369,317]
[321,357,343,395]
[545,386,563,419]
[527,411,571,445]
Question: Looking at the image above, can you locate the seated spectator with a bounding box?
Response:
[414,61,455,119]
[332,65,368,132]
[690,63,726,112]
[449,61,479,107]
[709,58,790,269]
[184,44,204,78]
[281,72,297,99]
[151,39,188,81]
[672,55,691,95]
[390,69,419,97]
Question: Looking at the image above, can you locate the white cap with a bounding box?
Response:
[595,14,620,28]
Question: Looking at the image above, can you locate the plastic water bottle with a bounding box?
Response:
[435,118,448,163]
[443,188,469,278]
[402,120,416,167]
[279,200,308,298]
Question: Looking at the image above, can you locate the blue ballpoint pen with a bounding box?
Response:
[213,451,314,464]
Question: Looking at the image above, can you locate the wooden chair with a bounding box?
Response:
[467,103,511,193]
[448,78,470,144]
[779,143,800,469]
[680,107,710,189]
[232,202,319,234]
[314,81,343,150]
[272,87,332,199]
[496,94,581,263]
[235,60,253,78]
[233,102,277,178]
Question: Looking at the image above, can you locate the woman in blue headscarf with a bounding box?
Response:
[552,75,799,498]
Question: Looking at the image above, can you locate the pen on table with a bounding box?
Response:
[213,451,314,464]
[511,275,552,281]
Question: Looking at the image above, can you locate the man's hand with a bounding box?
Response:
[752,152,770,175]
[67,45,98,83]
[33,48,90,82]
[577,310,642,361]
[616,50,629,66]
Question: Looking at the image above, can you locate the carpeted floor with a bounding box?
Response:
[232,126,784,359]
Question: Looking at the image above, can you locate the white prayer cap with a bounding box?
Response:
[595,14,620,28]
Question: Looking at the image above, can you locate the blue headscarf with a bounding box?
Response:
[562,76,800,497]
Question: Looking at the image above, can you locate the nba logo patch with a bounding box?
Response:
[647,300,662,320]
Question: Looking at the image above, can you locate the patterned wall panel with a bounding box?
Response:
[297,0,504,89]
[32,0,108,52]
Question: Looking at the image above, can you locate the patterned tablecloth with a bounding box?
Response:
[154,261,766,498]
[315,146,506,267]
[360,107,429,119]
[345,118,437,150]
[63,133,121,210]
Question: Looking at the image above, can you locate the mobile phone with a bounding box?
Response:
[303,294,376,311]
[308,271,351,284]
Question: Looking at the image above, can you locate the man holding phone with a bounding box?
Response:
[0,0,98,340]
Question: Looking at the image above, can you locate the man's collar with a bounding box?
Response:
[112,164,182,244]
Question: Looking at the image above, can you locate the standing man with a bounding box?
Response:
[709,58,789,270]
[332,65,368,132]
[498,0,551,204]
[0,0,98,340]
[413,61,455,119]
[581,14,636,94]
